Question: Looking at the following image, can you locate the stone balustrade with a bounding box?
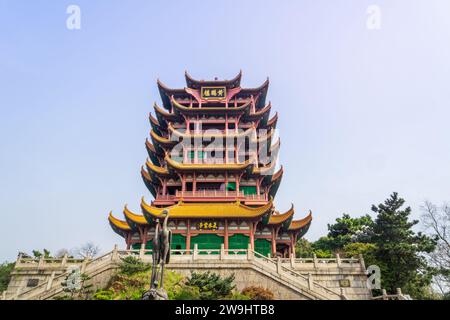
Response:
[1,245,374,300]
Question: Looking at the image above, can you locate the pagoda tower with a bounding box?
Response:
[109,72,312,257]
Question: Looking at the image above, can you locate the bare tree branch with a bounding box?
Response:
[421,201,450,295]
[74,242,100,259]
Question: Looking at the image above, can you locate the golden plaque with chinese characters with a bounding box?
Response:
[200,86,227,101]
[197,221,219,231]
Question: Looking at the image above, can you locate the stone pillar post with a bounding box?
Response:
[290,254,295,268]
[336,253,341,268]
[313,253,318,269]
[382,289,387,300]
[46,271,56,291]
[193,244,198,261]
[359,254,366,271]
[61,253,68,267]
[308,273,313,290]
[220,244,225,260]
[139,242,146,260]
[111,244,119,261]
[276,257,282,274]
[38,256,44,269]
[2,291,6,300]
[247,244,254,261]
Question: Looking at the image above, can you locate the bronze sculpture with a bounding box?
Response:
[143,209,171,300]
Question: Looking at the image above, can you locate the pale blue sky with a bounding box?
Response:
[1,1,449,261]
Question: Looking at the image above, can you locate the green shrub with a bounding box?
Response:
[0,262,14,292]
[119,256,150,275]
[171,285,201,300]
[92,289,115,300]
[185,272,236,300]
[164,271,187,300]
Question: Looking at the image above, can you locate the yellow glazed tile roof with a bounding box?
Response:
[154,102,179,119]
[146,159,170,175]
[268,204,294,225]
[124,205,147,224]
[141,197,273,219]
[150,130,176,145]
[109,212,131,230]
[289,211,313,230]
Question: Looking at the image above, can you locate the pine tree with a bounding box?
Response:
[370,192,436,297]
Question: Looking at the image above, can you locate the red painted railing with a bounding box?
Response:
[154,190,267,202]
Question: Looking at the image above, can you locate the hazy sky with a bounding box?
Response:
[1,0,449,261]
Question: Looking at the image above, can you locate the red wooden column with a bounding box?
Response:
[289,234,295,258]
[126,233,131,250]
[225,172,228,196]
[249,222,255,250]
[271,227,279,257]
[224,220,229,249]
[193,172,197,193]
[225,114,228,134]
[225,115,229,164]
[186,220,191,253]
[196,115,200,133]
[182,174,186,193]
[139,226,147,248]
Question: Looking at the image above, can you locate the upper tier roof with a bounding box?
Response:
[185,71,242,89]
[157,72,270,110]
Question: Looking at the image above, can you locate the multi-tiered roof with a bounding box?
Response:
[109,72,312,256]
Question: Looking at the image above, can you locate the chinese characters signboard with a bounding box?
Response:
[197,221,218,230]
[201,87,227,101]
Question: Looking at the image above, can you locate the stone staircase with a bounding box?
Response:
[250,251,343,299]
[3,248,121,300]
[2,245,370,300]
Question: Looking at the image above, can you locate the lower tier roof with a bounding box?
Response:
[109,200,312,237]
